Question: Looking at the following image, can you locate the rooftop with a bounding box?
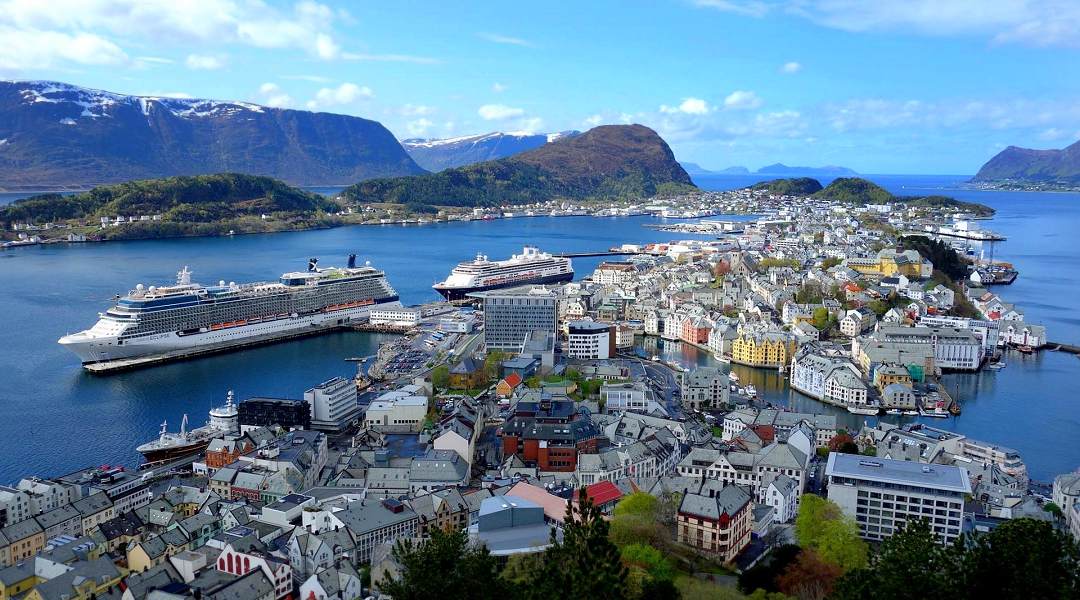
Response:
[826,452,972,493]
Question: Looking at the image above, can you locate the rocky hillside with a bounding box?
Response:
[0,80,424,189]
[402,130,578,171]
[972,140,1080,186]
[751,177,824,195]
[344,124,695,207]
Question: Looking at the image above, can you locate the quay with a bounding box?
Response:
[554,250,640,258]
[1046,341,1080,355]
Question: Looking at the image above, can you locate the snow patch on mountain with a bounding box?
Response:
[10,80,268,121]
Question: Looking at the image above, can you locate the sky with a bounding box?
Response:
[1,0,1078,174]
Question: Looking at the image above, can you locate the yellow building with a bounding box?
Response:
[22,558,123,600]
[844,249,929,278]
[0,563,39,600]
[731,332,796,368]
[0,520,45,567]
[873,363,913,393]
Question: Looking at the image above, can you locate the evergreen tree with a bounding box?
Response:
[522,487,628,600]
[957,518,1080,599]
[380,527,507,600]
[832,519,958,600]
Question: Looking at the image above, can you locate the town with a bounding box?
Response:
[0,184,1076,600]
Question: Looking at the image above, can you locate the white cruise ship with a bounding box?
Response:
[433,246,573,301]
[59,256,400,370]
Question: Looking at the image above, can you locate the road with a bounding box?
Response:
[625,354,685,419]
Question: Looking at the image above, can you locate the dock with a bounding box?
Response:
[553,250,640,258]
[1046,342,1080,355]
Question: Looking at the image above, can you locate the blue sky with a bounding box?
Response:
[2,0,1078,174]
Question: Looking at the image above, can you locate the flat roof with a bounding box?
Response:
[826,452,971,494]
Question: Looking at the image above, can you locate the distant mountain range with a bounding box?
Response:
[345,124,694,207]
[972,140,1080,187]
[756,163,858,176]
[402,130,579,171]
[0,80,424,189]
[679,162,749,176]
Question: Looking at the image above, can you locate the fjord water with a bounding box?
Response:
[0,175,1077,482]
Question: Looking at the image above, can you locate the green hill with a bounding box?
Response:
[812,177,994,216]
[750,177,823,195]
[972,140,1080,186]
[342,124,695,207]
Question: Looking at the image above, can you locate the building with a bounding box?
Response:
[731,332,796,368]
[844,248,931,279]
[472,287,558,351]
[825,453,969,544]
[238,397,311,432]
[600,382,665,415]
[306,377,360,433]
[448,357,487,390]
[863,326,984,371]
[501,395,601,472]
[468,495,556,556]
[789,345,867,408]
[364,390,428,433]
[592,262,637,285]
[566,320,615,359]
[682,367,730,411]
[369,307,421,327]
[677,486,753,563]
[839,308,877,337]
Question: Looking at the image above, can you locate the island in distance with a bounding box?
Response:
[0,80,424,189]
[678,162,857,177]
[972,139,1080,190]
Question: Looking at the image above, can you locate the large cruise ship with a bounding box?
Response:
[59,256,400,370]
[433,246,573,301]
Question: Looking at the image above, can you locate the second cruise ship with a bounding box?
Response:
[433,246,574,301]
[59,256,400,371]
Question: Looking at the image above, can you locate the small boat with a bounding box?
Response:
[745,384,758,397]
[729,372,740,383]
[885,409,902,415]
[1017,345,1034,354]
[986,360,1006,370]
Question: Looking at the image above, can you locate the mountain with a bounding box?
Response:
[344,124,695,207]
[719,166,751,174]
[756,163,858,176]
[0,80,424,189]
[751,177,823,195]
[0,173,339,240]
[972,140,1080,186]
[402,130,579,171]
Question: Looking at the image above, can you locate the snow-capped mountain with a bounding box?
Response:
[401,130,580,172]
[0,80,424,188]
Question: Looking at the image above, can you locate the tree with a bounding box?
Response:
[483,350,507,381]
[821,257,841,270]
[827,433,859,454]
[610,493,665,547]
[794,496,867,571]
[776,549,842,600]
[430,365,449,390]
[957,518,1080,599]
[811,307,830,331]
[621,543,677,599]
[521,488,628,600]
[1043,501,1064,519]
[739,544,801,594]
[832,519,957,600]
[380,527,507,600]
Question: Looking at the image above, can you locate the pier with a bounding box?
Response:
[1046,341,1080,355]
[554,250,640,258]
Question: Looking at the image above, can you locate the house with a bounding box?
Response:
[763,475,799,524]
[298,563,364,600]
[496,373,523,398]
[468,496,556,557]
[839,308,877,337]
[573,481,623,514]
[449,357,487,390]
[677,486,753,563]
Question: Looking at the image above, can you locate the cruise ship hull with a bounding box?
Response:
[61,298,400,372]
[433,272,574,301]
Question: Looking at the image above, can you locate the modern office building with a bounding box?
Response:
[238,397,311,432]
[470,287,558,351]
[825,453,970,544]
[305,376,360,432]
[566,320,615,359]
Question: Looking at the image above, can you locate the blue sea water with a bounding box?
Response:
[0,174,1077,482]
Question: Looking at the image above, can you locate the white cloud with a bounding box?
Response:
[399,104,434,117]
[257,82,293,108]
[185,54,225,70]
[477,32,533,47]
[341,52,439,64]
[406,118,433,137]
[492,82,507,93]
[780,61,801,74]
[478,104,525,120]
[0,26,127,69]
[517,117,544,133]
[135,55,174,65]
[0,0,372,70]
[723,90,763,110]
[306,82,373,109]
[660,97,711,115]
[584,114,604,127]
[692,0,1080,48]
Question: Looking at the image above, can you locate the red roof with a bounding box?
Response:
[574,481,623,506]
[502,372,523,388]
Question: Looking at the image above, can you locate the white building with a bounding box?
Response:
[601,382,666,416]
[364,390,428,433]
[870,325,984,371]
[682,366,730,411]
[306,377,360,433]
[566,320,613,359]
[369,307,421,327]
[825,453,969,544]
[764,475,799,523]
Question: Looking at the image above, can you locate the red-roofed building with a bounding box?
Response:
[496,372,524,398]
[574,481,623,513]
